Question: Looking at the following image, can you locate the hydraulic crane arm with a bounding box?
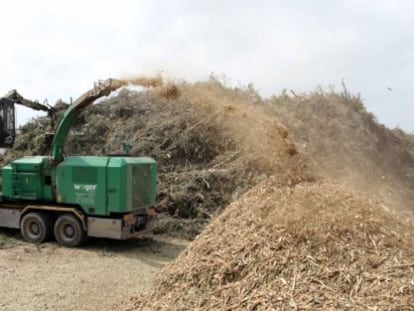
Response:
[4,90,54,114]
[51,78,128,164]
[0,78,138,153]
[0,90,56,148]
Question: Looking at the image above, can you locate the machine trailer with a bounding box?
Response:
[0,79,157,247]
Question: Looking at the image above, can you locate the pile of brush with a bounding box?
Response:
[1,79,303,238]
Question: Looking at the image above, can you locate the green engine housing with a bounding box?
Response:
[2,156,53,201]
[2,155,157,216]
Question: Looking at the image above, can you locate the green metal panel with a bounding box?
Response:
[107,158,127,214]
[17,172,41,199]
[56,156,109,216]
[1,156,53,201]
[13,156,44,171]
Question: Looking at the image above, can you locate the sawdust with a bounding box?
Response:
[124,76,163,88]
[123,76,180,100]
[132,179,414,310]
[177,82,304,176]
[268,88,414,215]
[126,80,414,310]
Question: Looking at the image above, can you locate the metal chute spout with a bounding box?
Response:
[51,78,129,164]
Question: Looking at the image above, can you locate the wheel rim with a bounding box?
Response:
[63,224,75,238]
[30,222,40,235]
[54,215,85,247]
[24,219,42,240]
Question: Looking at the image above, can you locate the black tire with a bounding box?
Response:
[54,214,86,247]
[20,212,53,244]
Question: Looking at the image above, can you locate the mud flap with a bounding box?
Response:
[87,213,156,240]
[0,208,20,229]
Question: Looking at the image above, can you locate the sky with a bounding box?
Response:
[0,0,413,132]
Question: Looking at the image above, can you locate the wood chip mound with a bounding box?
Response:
[132,178,414,310]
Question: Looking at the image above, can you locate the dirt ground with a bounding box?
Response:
[0,229,187,311]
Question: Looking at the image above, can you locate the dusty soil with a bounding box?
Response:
[0,230,187,311]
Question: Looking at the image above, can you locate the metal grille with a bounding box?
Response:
[132,165,151,208]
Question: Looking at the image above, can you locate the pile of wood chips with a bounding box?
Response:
[132,178,414,310]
